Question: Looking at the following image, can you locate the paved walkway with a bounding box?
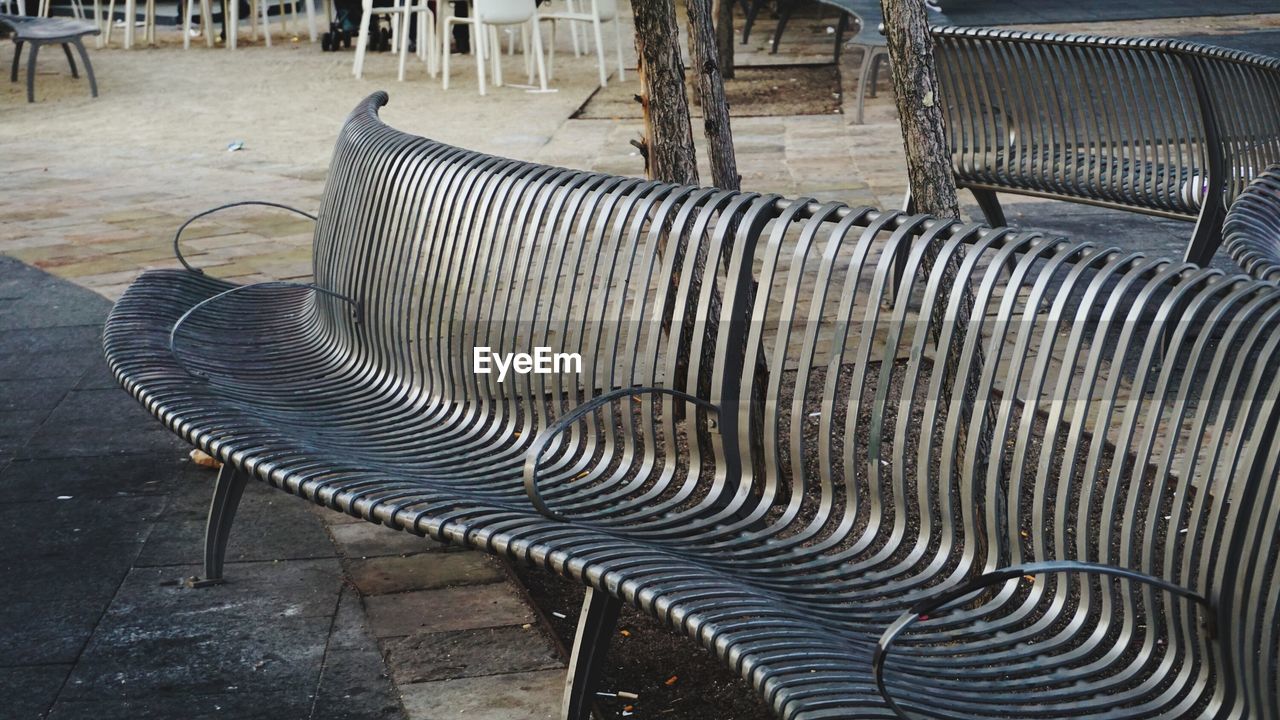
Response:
[3,4,1280,719]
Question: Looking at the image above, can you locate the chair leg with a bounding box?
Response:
[769,0,794,54]
[202,0,215,47]
[867,50,885,98]
[475,21,486,95]
[353,4,372,78]
[490,25,501,86]
[741,0,764,43]
[591,16,605,86]
[561,587,622,720]
[25,41,38,102]
[304,0,316,41]
[72,39,97,96]
[529,15,547,91]
[201,463,249,584]
[183,0,193,48]
[612,16,623,81]
[11,40,22,83]
[971,187,1007,228]
[397,7,410,80]
[61,42,78,78]
[441,16,453,88]
[855,47,872,124]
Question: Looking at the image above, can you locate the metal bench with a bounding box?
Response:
[931,26,1280,267]
[1224,166,1280,282]
[1,13,98,103]
[107,93,1280,719]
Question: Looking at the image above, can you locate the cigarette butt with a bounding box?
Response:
[595,691,617,698]
[552,611,567,619]
[664,675,678,686]
[620,629,631,637]
[617,691,639,700]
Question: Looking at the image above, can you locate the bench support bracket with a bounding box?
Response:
[201,463,249,585]
[562,586,622,720]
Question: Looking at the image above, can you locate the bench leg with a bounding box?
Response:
[25,41,38,102]
[11,40,22,83]
[1185,202,1225,267]
[61,43,78,78]
[562,587,621,720]
[970,187,1007,228]
[71,39,98,97]
[201,463,249,585]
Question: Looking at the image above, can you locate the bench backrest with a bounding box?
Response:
[722,203,1280,714]
[309,93,768,451]
[307,96,1279,712]
[932,27,1280,238]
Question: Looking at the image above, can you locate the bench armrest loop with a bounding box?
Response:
[523,387,719,522]
[168,281,362,378]
[173,201,318,275]
[872,560,1213,720]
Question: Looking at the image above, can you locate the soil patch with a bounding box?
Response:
[572,64,842,120]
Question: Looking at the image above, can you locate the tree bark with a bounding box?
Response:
[715,0,735,80]
[687,0,740,191]
[633,0,699,186]
[879,0,958,220]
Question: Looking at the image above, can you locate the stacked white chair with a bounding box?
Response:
[441,0,547,95]
[354,0,433,81]
[540,0,622,87]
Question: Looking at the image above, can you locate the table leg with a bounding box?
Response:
[304,0,315,41]
[229,0,237,48]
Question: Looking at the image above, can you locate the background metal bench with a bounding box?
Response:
[107,93,1280,719]
[931,26,1280,267]
[1,13,98,102]
[1225,166,1280,282]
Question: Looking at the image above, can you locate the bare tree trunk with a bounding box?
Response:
[880,0,994,503]
[880,0,958,220]
[715,0,735,80]
[633,0,699,186]
[687,0,740,191]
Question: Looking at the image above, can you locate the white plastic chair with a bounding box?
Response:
[353,0,419,80]
[442,0,547,96]
[540,0,622,87]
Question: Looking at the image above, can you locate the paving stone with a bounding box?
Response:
[364,584,534,639]
[0,664,72,720]
[0,453,184,501]
[383,626,563,684]
[48,690,316,720]
[397,668,566,720]
[0,378,70,414]
[344,553,505,596]
[0,594,125,666]
[135,480,336,568]
[313,649,407,720]
[326,520,457,559]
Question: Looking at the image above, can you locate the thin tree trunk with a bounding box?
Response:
[633,0,699,186]
[880,0,958,220]
[715,0,735,80]
[687,0,740,191]
[881,0,994,505]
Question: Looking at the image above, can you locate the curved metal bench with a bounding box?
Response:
[1224,166,1280,282]
[107,93,1280,719]
[931,26,1280,268]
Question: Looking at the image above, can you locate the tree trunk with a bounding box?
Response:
[715,0,735,80]
[880,0,993,482]
[879,0,958,220]
[687,0,740,191]
[633,0,699,186]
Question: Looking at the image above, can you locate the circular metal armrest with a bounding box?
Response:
[872,560,1213,720]
[173,201,318,275]
[523,387,720,522]
[168,281,362,378]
